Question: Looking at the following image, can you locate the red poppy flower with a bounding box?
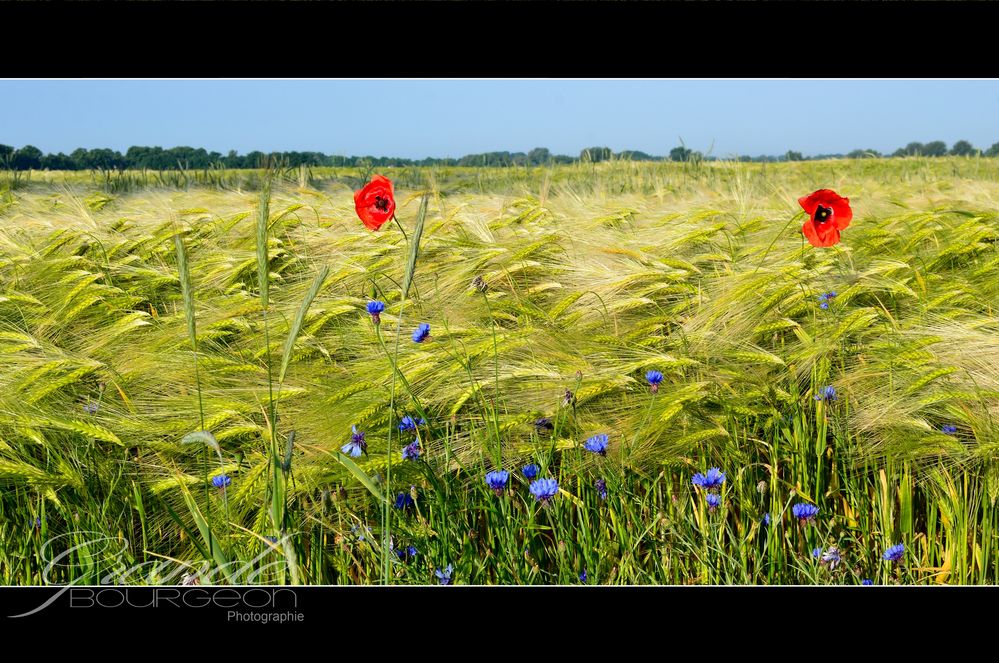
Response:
[353,175,396,231]
[798,189,852,247]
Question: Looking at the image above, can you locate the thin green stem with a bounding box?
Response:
[376,322,400,585]
[376,223,411,585]
[482,292,503,466]
[391,214,409,244]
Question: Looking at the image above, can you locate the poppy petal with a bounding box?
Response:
[832,197,852,230]
[797,193,819,216]
[802,220,841,247]
[353,175,396,231]
[802,220,821,246]
[799,189,845,215]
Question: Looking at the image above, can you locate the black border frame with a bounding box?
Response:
[3,0,999,642]
[4,1,999,78]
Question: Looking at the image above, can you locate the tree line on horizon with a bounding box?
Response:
[2,140,999,172]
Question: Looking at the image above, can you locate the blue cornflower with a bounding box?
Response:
[398,415,425,433]
[412,323,431,343]
[762,513,771,526]
[646,370,664,394]
[394,492,414,510]
[705,493,722,511]
[861,579,874,585]
[82,401,99,415]
[792,502,819,523]
[691,467,726,492]
[340,425,367,457]
[264,536,279,545]
[595,478,607,500]
[521,464,540,480]
[395,545,418,562]
[435,564,453,585]
[821,546,842,570]
[534,417,554,433]
[883,543,904,563]
[812,547,823,559]
[814,386,837,402]
[485,470,510,495]
[402,441,421,461]
[30,516,42,530]
[941,425,958,435]
[530,478,559,503]
[366,300,385,324]
[818,291,838,310]
[579,569,588,584]
[211,474,231,489]
[583,433,609,456]
[351,524,373,542]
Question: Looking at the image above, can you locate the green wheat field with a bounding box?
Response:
[2,157,997,585]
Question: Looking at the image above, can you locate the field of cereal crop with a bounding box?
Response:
[2,157,998,585]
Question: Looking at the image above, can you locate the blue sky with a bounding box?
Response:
[2,79,998,158]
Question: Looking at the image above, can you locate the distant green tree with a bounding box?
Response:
[165,146,210,169]
[41,152,76,170]
[617,150,656,161]
[784,150,803,162]
[922,141,947,157]
[244,151,266,168]
[669,146,692,162]
[949,140,976,156]
[580,146,612,163]
[12,145,43,170]
[83,148,126,170]
[527,147,551,165]
[986,142,999,157]
[896,142,925,157]
[69,148,88,169]
[224,150,242,168]
[847,149,881,159]
[127,146,169,169]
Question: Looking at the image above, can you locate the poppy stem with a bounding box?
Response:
[391,214,410,243]
[752,211,804,275]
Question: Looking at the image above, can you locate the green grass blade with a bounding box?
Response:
[178,485,235,583]
[337,452,386,506]
[256,184,271,310]
[400,194,428,300]
[278,265,329,384]
[173,234,197,351]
